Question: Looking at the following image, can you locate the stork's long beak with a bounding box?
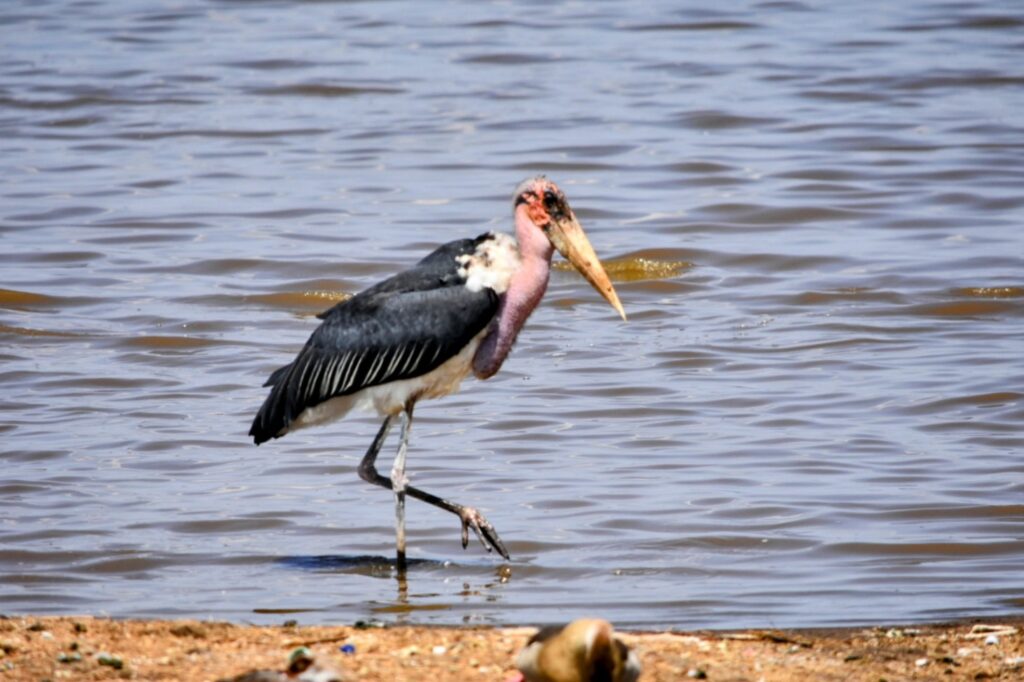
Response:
[547,212,627,320]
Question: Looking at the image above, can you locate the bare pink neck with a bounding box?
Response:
[472,209,553,379]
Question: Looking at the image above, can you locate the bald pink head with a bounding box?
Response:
[513,175,572,230]
[512,176,626,321]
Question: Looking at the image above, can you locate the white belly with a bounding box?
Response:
[289,330,486,433]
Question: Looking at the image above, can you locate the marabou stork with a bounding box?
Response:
[249,176,625,566]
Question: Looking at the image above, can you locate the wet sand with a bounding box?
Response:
[2,615,1021,681]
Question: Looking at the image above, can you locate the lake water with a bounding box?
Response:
[2,0,1022,630]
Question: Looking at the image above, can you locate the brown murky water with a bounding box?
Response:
[2,1,1022,629]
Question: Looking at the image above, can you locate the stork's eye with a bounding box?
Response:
[542,189,565,218]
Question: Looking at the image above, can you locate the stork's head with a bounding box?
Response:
[514,176,626,320]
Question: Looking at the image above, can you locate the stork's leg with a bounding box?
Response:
[357,415,401,566]
[390,406,413,570]
[357,413,510,561]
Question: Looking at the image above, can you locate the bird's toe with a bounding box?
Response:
[458,507,510,560]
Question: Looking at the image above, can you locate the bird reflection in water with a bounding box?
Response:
[275,555,514,614]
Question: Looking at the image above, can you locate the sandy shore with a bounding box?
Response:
[1,615,1021,681]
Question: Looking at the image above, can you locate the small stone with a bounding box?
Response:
[353,619,384,630]
[56,652,83,664]
[97,653,124,670]
[687,668,707,679]
[282,619,298,628]
[398,645,420,658]
[432,645,447,656]
[73,622,87,634]
[915,658,928,667]
[170,624,207,639]
[41,631,55,640]
[984,634,999,646]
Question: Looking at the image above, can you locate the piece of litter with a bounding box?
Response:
[431,645,447,656]
[965,624,1018,639]
[288,647,314,674]
[339,644,356,655]
[985,634,999,646]
[915,658,928,667]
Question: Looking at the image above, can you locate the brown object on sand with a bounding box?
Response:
[515,619,640,682]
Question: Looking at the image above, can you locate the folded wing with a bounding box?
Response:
[250,262,498,444]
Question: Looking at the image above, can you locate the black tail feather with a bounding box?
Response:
[250,364,293,444]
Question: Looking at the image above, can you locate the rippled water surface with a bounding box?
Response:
[2,0,1023,629]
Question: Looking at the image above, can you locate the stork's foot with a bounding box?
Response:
[458,506,510,560]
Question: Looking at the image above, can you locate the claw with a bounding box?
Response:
[458,507,510,560]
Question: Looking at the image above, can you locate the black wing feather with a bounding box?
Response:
[262,364,290,388]
[315,235,487,320]
[250,237,498,445]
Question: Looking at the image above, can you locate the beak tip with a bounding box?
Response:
[607,292,626,321]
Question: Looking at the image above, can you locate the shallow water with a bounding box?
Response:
[2,0,1023,629]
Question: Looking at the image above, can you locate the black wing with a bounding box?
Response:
[250,237,498,445]
[315,235,486,320]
